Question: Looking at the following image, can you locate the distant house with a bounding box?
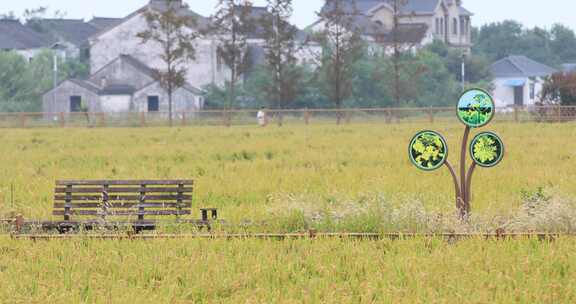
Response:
[42,54,203,114]
[26,17,122,60]
[241,5,318,72]
[309,0,473,52]
[41,0,315,114]
[0,19,55,61]
[88,0,224,89]
[27,19,98,60]
[490,55,557,108]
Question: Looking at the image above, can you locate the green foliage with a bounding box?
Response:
[458,92,493,126]
[541,73,576,106]
[473,21,576,66]
[0,50,88,112]
[411,133,445,169]
[458,110,489,125]
[425,40,493,88]
[243,64,322,109]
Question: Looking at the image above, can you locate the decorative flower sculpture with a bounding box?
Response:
[409,88,505,218]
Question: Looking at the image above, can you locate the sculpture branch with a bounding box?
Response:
[465,163,477,214]
[460,126,471,212]
[444,161,462,211]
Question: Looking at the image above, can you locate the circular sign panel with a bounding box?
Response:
[409,130,448,171]
[457,89,495,128]
[470,132,504,168]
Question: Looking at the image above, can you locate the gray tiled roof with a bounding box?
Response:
[92,0,211,40]
[51,53,202,96]
[27,19,100,47]
[320,10,428,43]
[69,79,101,94]
[118,54,158,79]
[322,0,441,15]
[491,56,557,78]
[322,0,472,16]
[0,19,52,50]
[377,23,429,44]
[100,84,137,95]
[148,0,211,30]
[88,17,123,30]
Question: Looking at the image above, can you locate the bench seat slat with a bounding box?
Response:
[56,180,193,186]
[54,187,193,193]
[53,210,192,216]
[54,195,192,201]
[53,202,192,209]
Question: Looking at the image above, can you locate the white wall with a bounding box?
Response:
[100,95,132,112]
[492,77,545,108]
[90,12,228,90]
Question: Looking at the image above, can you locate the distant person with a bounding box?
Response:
[257,107,268,127]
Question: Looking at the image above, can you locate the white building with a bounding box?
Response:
[309,0,473,52]
[490,55,557,108]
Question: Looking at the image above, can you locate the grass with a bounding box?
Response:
[0,122,575,302]
[0,237,575,303]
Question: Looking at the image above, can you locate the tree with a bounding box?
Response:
[550,24,576,63]
[260,0,301,125]
[389,0,408,106]
[541,73,576,106]
[0,50,87,112]
[315,0,364,123]
[472,21,576,66]
[211,0,255,114]
[426,40,492,88]
[137,0,198,127]
[472,21,524,61]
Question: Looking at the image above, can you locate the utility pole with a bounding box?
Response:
[53,53,58,107]
[461,52,466,91]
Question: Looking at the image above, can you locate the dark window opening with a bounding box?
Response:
[514,86,524,106]
[147,96,160,112]
[530,83,536,100]
[70,96,82,112]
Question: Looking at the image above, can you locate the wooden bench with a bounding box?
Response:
[49,180,196,232]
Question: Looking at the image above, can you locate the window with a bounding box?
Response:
[440,18,444,35]
[453,18,458,35]
[147,96,160,112]
[70,96,82,112]
[530,83,536,100]
[435,18,440,35]
[460,17,466,35]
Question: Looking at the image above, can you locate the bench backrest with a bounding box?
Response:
[54,180,193,221]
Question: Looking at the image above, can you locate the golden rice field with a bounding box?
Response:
[0,237,575,303]
[0,122,575,226]
[0,122,575,303]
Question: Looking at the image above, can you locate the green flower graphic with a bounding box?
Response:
[470,132,504,167]
[457,90,494,127]
[410,132,447,170]
[473,136,497,163]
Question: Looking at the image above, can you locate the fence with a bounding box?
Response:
[0,106,575,128]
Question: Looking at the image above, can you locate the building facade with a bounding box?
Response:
[310,0,472,52]
[490,55,557,108]
[43,54,203,114]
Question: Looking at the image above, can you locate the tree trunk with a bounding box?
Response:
[168,90,174,127]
